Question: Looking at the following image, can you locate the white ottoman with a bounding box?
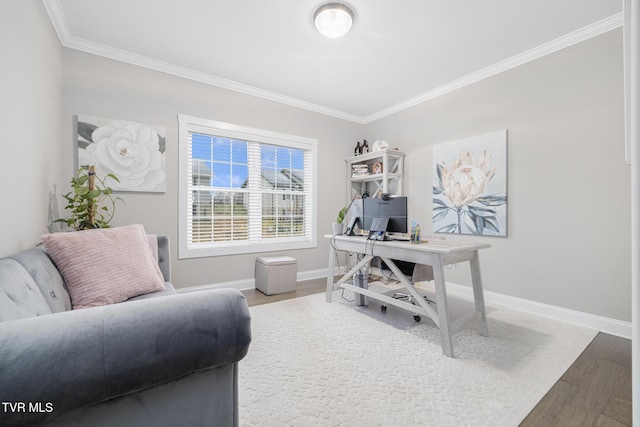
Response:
[255,256,297,295]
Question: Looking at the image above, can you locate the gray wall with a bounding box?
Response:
[2,3,629,323]
[0,0,62,257]
[61,49,362,288]
[365,29,630,322]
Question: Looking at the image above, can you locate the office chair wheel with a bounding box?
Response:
[381,305,387,312]
[413,315,421,322]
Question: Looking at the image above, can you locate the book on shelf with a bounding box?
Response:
[351,164,369,177]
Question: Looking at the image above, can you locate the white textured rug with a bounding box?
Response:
[239,285,597,427]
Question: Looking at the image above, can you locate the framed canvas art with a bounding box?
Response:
[432,130,508,236]
[75,115,166,193]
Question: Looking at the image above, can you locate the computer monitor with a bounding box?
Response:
[362,196,408,234]
[344,198,363,235]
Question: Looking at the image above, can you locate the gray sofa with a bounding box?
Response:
[0,236,252,426]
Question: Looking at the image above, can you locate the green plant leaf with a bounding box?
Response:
[106,173,120,183]
[55,166,123,231]
[336,206,348,224]
[86,189,101,199]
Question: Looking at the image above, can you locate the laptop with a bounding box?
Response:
[367,217,389,241]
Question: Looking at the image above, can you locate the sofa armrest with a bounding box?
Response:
[156,235,171,282]
[0,288,251,426]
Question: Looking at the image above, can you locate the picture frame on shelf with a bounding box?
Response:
[372,162,383,175]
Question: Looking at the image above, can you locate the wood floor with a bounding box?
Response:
[242,279,632,426]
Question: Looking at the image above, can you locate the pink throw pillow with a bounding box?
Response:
[41,224,166,310]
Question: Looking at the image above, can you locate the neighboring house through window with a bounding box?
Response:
[178,115,317,258]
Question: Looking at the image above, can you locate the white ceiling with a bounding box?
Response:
[44,0,622,123]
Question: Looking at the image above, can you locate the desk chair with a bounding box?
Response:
[373,258,436,321]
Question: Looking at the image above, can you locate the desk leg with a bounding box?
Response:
[433,254,454,357]
[470,251,489,336]
[326,243,336,303]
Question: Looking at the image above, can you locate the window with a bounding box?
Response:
[178,115,317,258]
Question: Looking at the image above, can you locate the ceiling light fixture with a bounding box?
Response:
[313,3,354,38]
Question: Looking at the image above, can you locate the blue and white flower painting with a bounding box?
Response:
[76,115,166,193]
[432,130,507,236]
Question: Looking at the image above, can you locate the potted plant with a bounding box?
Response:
[57,165,123,231]
[333,206,348,235]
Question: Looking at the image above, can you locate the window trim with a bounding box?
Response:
[178,114,318,258]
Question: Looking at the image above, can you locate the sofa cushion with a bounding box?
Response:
[0,259,53,322]
[41,224,166,310]
[9,245,72,313]
[127,281,176,301]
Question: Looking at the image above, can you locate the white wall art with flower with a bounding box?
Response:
[432,130,507,236]
[75,115,166,193]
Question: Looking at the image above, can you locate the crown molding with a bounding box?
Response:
[42,0,70,43]
[363,13,623,123]
[68,36,366,124]
[42,1,365,124]
[43,0,621,126]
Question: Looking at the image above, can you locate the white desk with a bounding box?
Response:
[326,235,491,357]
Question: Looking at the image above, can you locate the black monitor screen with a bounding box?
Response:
[362,196,408,234]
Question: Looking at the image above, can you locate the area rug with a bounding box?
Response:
[239,284,597,426]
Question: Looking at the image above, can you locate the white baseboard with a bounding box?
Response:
[177,278,255,293]
[176,268,330,294]
[446,282,632,340]
[177,270,631,340]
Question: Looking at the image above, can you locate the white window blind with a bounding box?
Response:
[178,115,317,258]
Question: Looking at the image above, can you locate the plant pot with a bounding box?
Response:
[332,223,344,235]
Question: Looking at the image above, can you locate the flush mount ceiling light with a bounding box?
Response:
[313,3,354,38]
